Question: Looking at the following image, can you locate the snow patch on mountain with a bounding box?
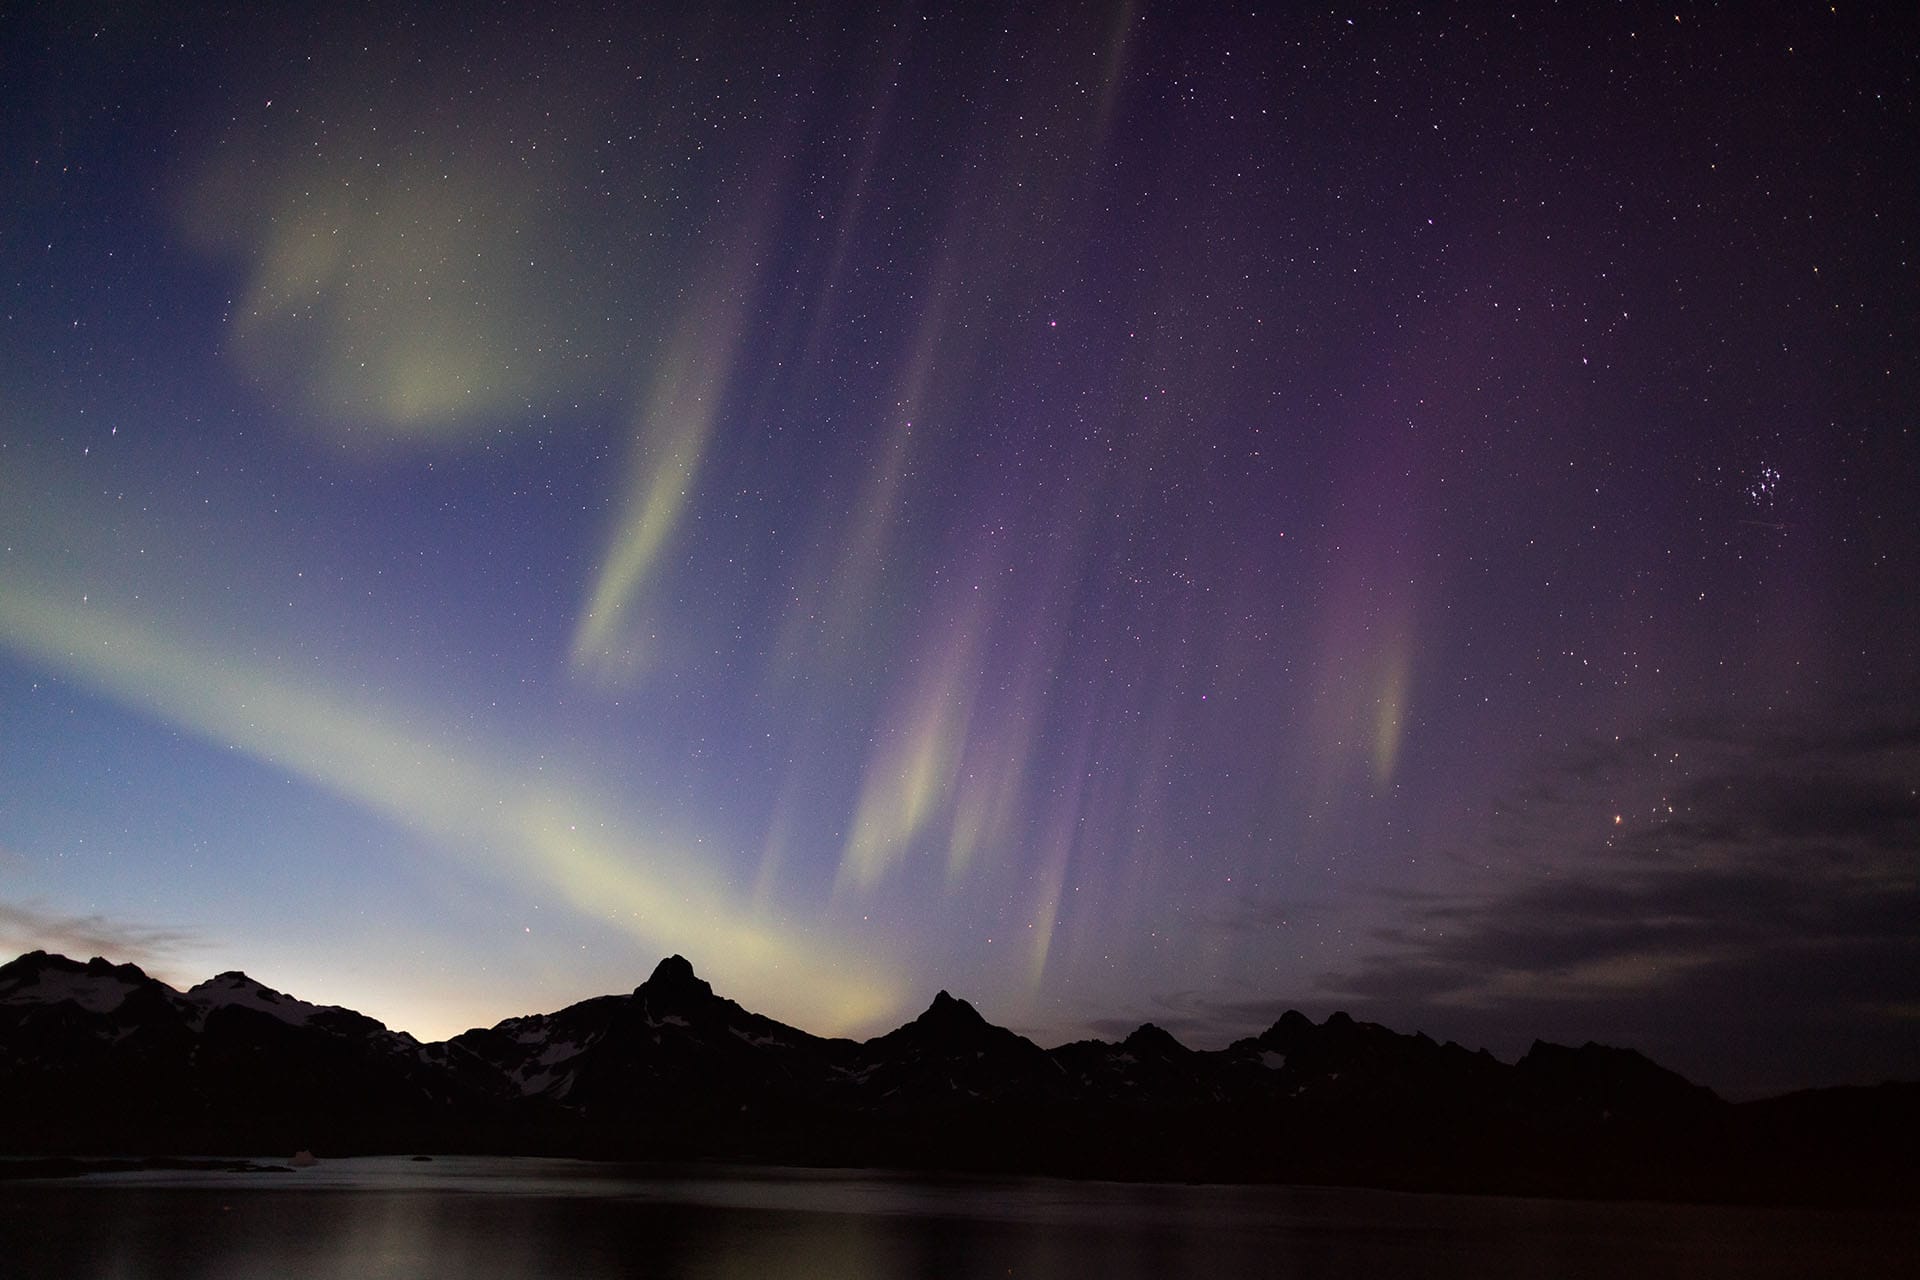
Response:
[184,973,320,1027]
[0,966,145,1014]
[535,1040,584,1067]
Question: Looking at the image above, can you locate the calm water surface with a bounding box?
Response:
[3,1156,1913,1278]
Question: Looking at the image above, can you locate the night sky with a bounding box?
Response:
[3,1,1915,1099]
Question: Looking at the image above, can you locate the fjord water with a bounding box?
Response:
[4,1157,1913,1279]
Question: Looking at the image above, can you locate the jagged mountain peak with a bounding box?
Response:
[89,955,150,979]
[181,968,406,1040]
[1518,1038,1723,1110]
[193,970,272,993]
[185,971,313,1022]
[0,950,159,1012]
[1121,1022,1190,1055]
[920,989,986,1027]
[636,954,714,1006]
[0,950,69,983]
[862,988,1010,1059]
[1,950,151,983]
[1249,1008,1316,1051]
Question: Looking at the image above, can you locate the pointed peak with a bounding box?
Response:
[920,989,986,1026]
[1122,1022,1189,1054]
[648,954,700,984]
[638,955,712,1002]
[1261,1008,1314,1036]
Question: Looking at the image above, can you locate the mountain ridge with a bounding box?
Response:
[2,949,1912,1206]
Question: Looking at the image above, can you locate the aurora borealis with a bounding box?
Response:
[2,2,1914,1098]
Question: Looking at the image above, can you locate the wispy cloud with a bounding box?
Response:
[0,900,199,974]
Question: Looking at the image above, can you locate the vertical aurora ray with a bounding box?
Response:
[570,164,789,683]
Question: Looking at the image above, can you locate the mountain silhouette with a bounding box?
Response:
[1,949,1912,1205]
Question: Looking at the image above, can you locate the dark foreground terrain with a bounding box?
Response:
[3,950,1913,1206]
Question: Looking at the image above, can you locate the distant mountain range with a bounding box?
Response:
[2,950,1913,1205]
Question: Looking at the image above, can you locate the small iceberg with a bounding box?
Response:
[289,1150,319,1168]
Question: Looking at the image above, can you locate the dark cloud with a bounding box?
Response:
[1087,712,1920,1096]
[1314,712,1920,1097]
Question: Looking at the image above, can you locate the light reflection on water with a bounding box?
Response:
[2,1157,1913,1279]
